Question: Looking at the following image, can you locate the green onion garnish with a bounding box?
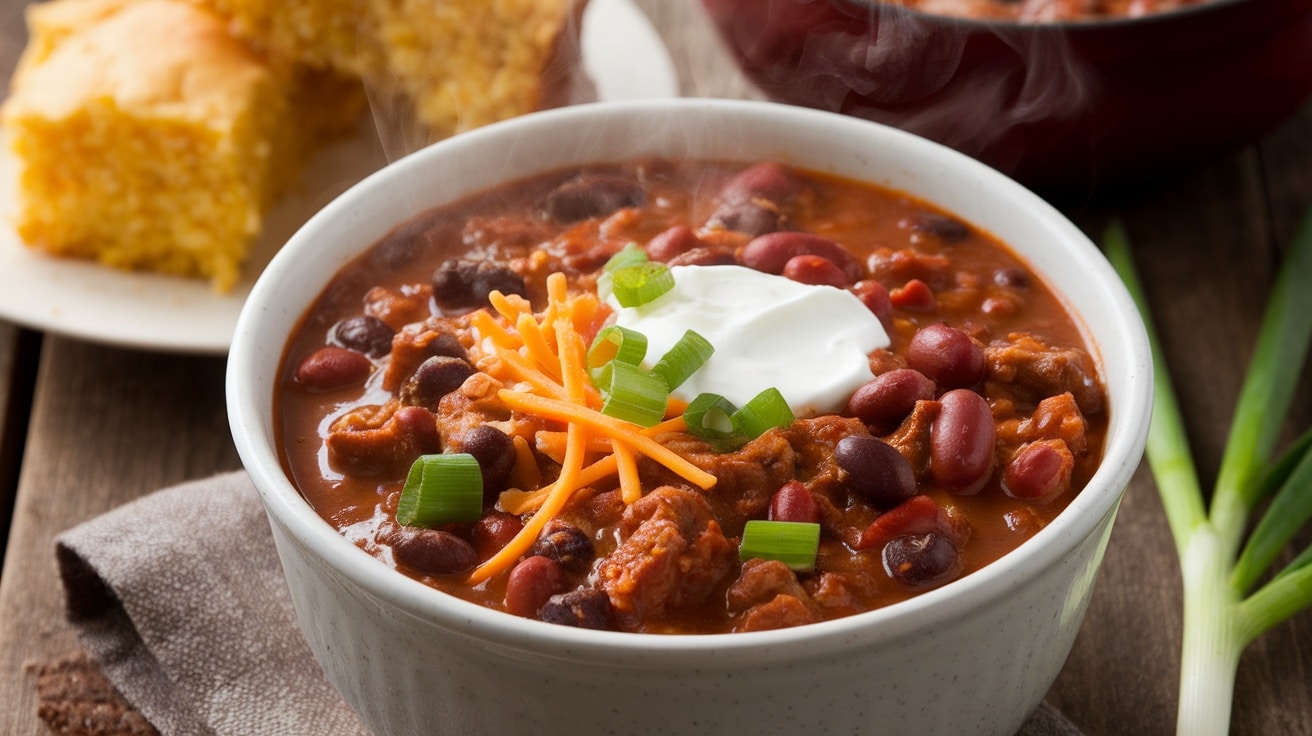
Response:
[683,392,740,443]
[588,325,648,376]
[732,387,795,438]
[650,330,714,390]
[740,520,821,572]
[396,453,484,527]
[603,242,649,273]
[595,359,669,427]
[610,262,675,308]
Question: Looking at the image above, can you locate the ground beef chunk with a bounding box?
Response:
[597,486,737,627]
[996,392,1088,456]
[382,316,473,391]
[985,332,1103,416]
[880,399,941,479]
[653,430,796,535]
[362,284,433,331]
[727,559,822,632]
[325,404,441,477]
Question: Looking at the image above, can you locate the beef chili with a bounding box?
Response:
[276,158,1107,635]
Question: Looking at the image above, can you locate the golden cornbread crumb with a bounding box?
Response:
[191,0,580,138]
[1,0,359,291]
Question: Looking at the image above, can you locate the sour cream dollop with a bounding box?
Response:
[606,265,889,416]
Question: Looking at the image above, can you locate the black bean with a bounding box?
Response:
[431,259,526,311]
[391,528,478,575]
[398,355,474,409]
[531,520,594,573]
[330,315,394,358]
[993,267,1031,289]
[909,213,971,242]
[458,425,516,497]
[539,588,614,630]
[882,532,960,588]
[835,435,918,509]
[544,175,644,222]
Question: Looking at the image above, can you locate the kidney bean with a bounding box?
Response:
[907,213,971,243]
[906,323,985,389]
[847,369,937,434]
[645,224,700,262]
[457,425,516,497]
[504,556,566,618]
[857,494,945,550]
[835,435,918,509]
[667,245,739,267]
[531,520,594,573]
[851,280,893,329]
[993,267,1031,289]
[470,512,524,560]
[399,355,474,409]
[719,161,798,205]
[391,406,442,456]
[391,527,478,575]
[329,315,394,358]
[544,175,644,222]
[769,480,819,523]
[930,388,996,495]
[782,254,851,288]
[889,278,935,311]
[882,532,960,588]
[741,232,863,282]
[706,200,784,237]
[1002,440,1074,501]
[294,346,371,391]
[539,588,614,629]
[431,259,526,311]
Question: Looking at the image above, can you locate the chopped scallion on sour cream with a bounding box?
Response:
[605,265,889,416]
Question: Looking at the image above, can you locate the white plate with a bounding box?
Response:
[0,0,678,354]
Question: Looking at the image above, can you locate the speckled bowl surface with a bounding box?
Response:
[227,99,1152,736]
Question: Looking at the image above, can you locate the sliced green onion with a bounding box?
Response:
[588,325,648,375]
[740,520,821,572]
[603,242,649,273]
[683,392,740,442]
[396,454,483,527]
[732,387,795,438]
[596,359,669,427]
[610,262,675,308]
[651,330,714,390]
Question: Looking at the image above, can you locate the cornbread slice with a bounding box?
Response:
[0,0,351,291]
[191,0,581,139]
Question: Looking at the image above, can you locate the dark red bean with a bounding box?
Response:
[1002,440,1074,501]
[857,495,945,550]
[769,480,819,523]
[847,369,937,434]
[908,213,971,242]
[719,161,798,205]
[531,520,594,573]
[544,175,644,222]
[398,355,474,409]
[835,435,918,509]
[431,259,526,311]
[539,588,613,629]
[993,267,1031,289]
[645,224,700,262]
[930,388,996,495]
[782,254,851,288]
[470,512,524,560]
[457,425,516,497]
[706,199,784,237]
[504,556,566,618]
[294,346,372,390]
[851,280,893,329]
[906,323,985,389]
[391,406,442,456]
[889,278,935,310]
[330,315,394,358]
[741,232,864,281]
[390,528,478,575]
[882,532,960,588]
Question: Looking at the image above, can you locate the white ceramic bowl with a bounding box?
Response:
[227,99,1152,736]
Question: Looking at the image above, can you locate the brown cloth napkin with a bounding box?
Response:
[51,470,1084,736]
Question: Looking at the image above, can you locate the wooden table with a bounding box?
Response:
[1,1,1309,733]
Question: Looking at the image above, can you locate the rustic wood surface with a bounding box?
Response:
[0,0,1309,734]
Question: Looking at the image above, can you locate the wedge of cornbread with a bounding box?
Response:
[192,0,581,138]
[1,0,358,291]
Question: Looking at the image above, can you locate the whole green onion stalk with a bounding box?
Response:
[1105,212,1312,736]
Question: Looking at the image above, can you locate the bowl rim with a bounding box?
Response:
[830,0,1262,31]
[226,97,1152,664]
